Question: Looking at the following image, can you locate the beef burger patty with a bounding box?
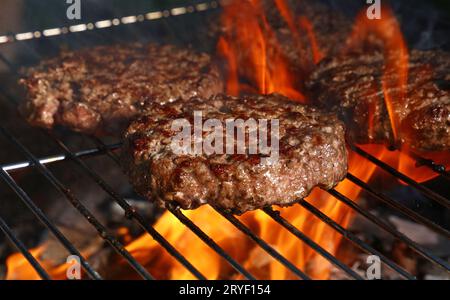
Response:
[20,43,224,136]
[306,50,450,151]
[122,93,348,214]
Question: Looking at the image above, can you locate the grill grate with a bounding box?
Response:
[0,0,449,280]
[0,1,220,45]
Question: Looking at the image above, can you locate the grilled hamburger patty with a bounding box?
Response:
[123,94,348,214]
[19,43,223,136]
[306,50,450,151]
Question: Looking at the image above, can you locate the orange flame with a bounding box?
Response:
[274,0,324,64]
[298,16,324,64]
[345,5,447,182]
[345,5,409,142]
[217,37,239,96]
[361,144,449,184]
[217,0,304,101]
[5,245,70,280]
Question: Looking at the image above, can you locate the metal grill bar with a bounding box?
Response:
[298,200,416,280]
[212,206,311,280]
[0,0,221,45]
[91,137,121,164]
[0,216,51,280]
[325,188,450,272]
[262,207,364,280]
[351,145,450,209]
[0,143,121,172]
[0,127,154,280]
[410,153,450,180]
[46,131,207,280]
[346,173,450,239]
[0,166,102,280]
[166,205,256,280]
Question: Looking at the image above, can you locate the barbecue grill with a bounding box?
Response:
[0,0,449,280]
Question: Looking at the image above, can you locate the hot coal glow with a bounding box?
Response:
[5,0,449,280]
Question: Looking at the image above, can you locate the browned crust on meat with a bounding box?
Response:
[306,50,450,151]
[122,93,348,214]
[19,43,224,136]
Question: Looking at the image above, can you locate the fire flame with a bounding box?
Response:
[345,5,448,182]
[217,0,304,101]
[5,1,448,280]
[5,245,71,280]
[345,5,409,143]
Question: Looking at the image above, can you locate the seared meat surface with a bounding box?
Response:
[20,43,223,136]
[306,50,450,151]
[123,94,348,214]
